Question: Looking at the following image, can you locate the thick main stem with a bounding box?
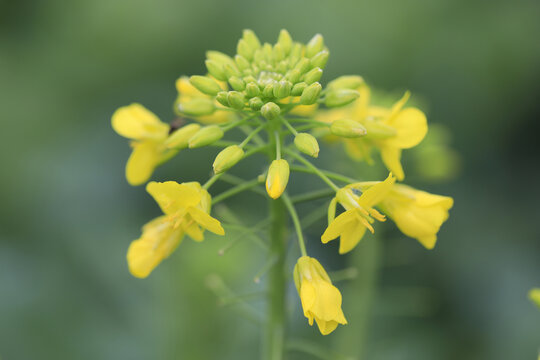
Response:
[262,198,286,360]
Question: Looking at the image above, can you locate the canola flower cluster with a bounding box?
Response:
[112,30,453,336]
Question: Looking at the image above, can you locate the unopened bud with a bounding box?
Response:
[294,58,311,74]
[213,145,244,174]
[286,69,301,84]
[242,29,261,51]
[363,120,397,139]
[310,50,329,69]
[330,119,367,138]
[262,83,275,98]
[178,98,215,116]
[261,102,280,120]
[306,34,324,58]
[188,125,224,148]
[277,29,293,54]
[216,91,229,107]
[249,97,264,111]
[325,89,360,107]
[205,60,226,81]
[165,123,201,149]
[234,55,250,71]
[245,82,260,98]
[223,63,241,78]
[237,38,255,60]
[227,91,245,110]
[266,159,290,199]
[228,76,245,91]
[273,43,285,62]
[327,75,364,90]
[206,51,235,68]
[291,82,307,96]
[303,67,323,84]
[189,76,222,96]
[273,80,292,99]
[300,82,322,105]
[294,133,320,158]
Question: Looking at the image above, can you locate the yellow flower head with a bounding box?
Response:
[322,174,395,254]
[111,103,173,186]
[376,183,453,249]
[318,86,428,180]
[293,256,347,335]
[127,181,225,278]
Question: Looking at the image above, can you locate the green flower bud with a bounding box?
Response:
[216,91,229,107]
[228,76,245,91]
[227,91,245,110]
[300,82,322,105]
[261,102,280,120]
[310,50,329,69]
[303,67,323,84]
[330,119,367,138]
[276,60,288,74]
[290,43,303,59]
[188,125,224,148]
[189,75,222,96]
[262,43,273,62]
[237,38,254,60]
[273,80,292,99]
[325,89,360,107]
[205,60,226,81]
[213,145,245,174]
[294,58,311,74]
[306,34,324,58]
[206,51,235,68]
[234,54,250,71]
[294,133,320,158]
[327,75,364,90]
[291,82,307,96]
[178,98,215,116]
[249,97,264,111]
[223,63,241,78]
[242,29,261,51]
[273,43,285,62]
[262,83,275,98]
[277,29,293,54]
[245,82,260,98]
[243,75,257,84]
[286,69,301,83]
[363,119,397,139]
[165,123,201,149]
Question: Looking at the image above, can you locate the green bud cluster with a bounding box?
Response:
[189,29,330,117]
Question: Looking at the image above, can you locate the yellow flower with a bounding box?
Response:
[175,77,235,124]
[111,103,174,186]
[266,159,290,199]
[318,85,428,180]
[322,174,396,254]
[293,256,347,335]
[528,288,540,309]
[127,181,225,278]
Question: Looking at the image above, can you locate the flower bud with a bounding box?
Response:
[294,58,311,74]
[325,89,360,107]
[363,120,397,139]
[237,39,254,60]
[273,80,292,99]
[223,63,241,78]
[205,60,226,81]
[189,76,222,96]
[300,82,322,105]
[285,69,301,84]
[249,97,264,111]
[261,102,280,120]
[216,91,229,107]
[234,54,250,71]
[327,75,364,90]
[277,29,292,54]
[228,76,245,91]
[206,51,235,67]
[291,82,307,96]
[529,288,540,308]
[165,123,201,149]
[294,133,320,158]
[178,98,215,116]
[245,82,260,98]
[188,125,224,148]
[213,145,244,174]
[310,50,329,69]
[261,83,274,98]
[330,119,367,138]
[243,75,257,84]
[227,91,245,110]
[306,34,324,58]
[242,29,261,51]
[303,67,323,84]
[266,159,290,199]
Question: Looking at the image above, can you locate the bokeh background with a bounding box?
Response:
[1,0,539,359]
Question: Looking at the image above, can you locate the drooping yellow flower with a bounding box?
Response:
[127,181,225,278]
[293,256,347,335]
[111,103,174,186]
[175,77,235,124]
[318,85,428,180]
[528,288,540,309]
[322,174,396,254]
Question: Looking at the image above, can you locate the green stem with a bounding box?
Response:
[278,116,298,136]
[284,150,340,192]
[282,193,307,257]
[212,178,263,204]
[202,173,223,190]
[240,124,267,148]
[290,188,336,204]
[289,165,358,184]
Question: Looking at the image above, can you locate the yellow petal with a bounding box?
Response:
[112,103,169,140]
[357,173,396,208]
[184,220,205,242]
[388,91,410,119]
[380,146,404,181]
[315,319,339,336]
[321,210,356,244]
[146,181,202,215]
[187,206,225,235]
[385,108,428,149]
[300,282,317,319]
[126,141,161,186]
[339,221,367,254]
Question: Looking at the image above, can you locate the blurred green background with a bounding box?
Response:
[1,0,539,359]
